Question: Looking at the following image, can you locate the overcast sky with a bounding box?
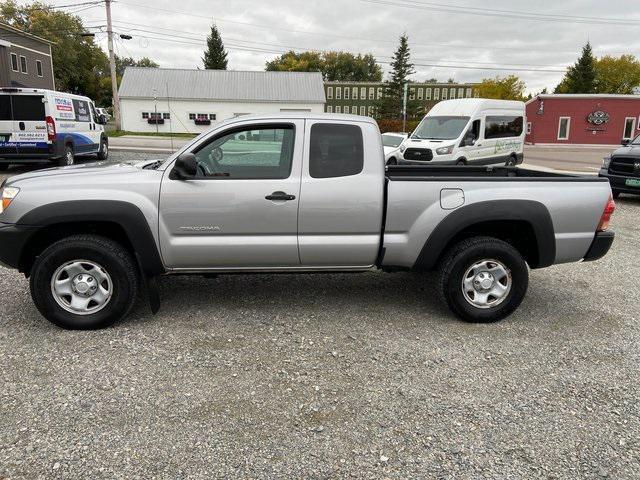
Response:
[24,0,640,93]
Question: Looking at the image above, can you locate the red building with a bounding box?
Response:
[525,94,640,145]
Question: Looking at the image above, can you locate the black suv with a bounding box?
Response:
[599,134,640,198]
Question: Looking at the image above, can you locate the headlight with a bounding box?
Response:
[0,186,20,214]
[602,155,611,168]
[399,145,406,153]
[436,145,454,155]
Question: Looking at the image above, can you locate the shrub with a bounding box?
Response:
[376,118,421,134]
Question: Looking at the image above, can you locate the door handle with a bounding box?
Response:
[19,122,25,130]
[265,191,296,201]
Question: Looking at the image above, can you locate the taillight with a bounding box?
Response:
[45,115,56,141]
[597,194,616,231]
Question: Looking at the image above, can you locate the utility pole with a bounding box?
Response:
[105,0,121,130]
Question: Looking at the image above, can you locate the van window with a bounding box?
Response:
[72,99,91,122]
[0,96,11,121]
[484,116,523,139]
[12,95,45,121]
[309,123,363,178]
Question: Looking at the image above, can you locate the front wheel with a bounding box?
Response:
[30,235,139,329]
[437,236,529,323]
[97,137,108,160]
[59,144,75,166]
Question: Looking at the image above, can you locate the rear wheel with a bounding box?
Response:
[97,137,108,160]
[30,235,139,329]
[505,154,518,166]
[437,236,528,323]
[59,144,74,166]
[456,159,466,166]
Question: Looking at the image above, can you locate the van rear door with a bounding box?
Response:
[0,94,17,157]
[11,93,48,157]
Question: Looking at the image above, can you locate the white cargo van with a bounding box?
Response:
[0,88,108,169]
[398,98,525,166]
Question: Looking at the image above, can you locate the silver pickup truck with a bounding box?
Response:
[0,113,616,329]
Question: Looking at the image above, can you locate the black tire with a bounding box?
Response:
[456,159,466,166]
[58,144,74,166]
[612,190,621,199]
[97,137,108,160]
[437,236,529,323]
[29,235,139,329]
[505,154,518,166]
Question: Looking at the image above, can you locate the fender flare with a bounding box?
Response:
[18,200,165,277]
[413,199,555,270]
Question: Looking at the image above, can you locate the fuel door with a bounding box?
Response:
[440,188,465,210]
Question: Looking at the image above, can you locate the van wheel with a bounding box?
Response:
[59,144,75,166]
[97,137,108,160]
[29,235,139,329]
[505,155,518,166]
[456,160,466,166]
[437,236,529,323]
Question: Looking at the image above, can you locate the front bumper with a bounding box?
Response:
[598,168,640,195]
[0,222,38,270]
[583,230,614,262]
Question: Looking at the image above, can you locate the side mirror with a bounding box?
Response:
[172,153,198,179]
[463,133,476,147]
[621,139,630,146]
[97,114,108,125]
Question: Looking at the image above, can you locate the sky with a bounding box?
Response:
[22,0,640,93]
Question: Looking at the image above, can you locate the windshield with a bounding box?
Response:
[632,133,640,145]
[381,134,404,148]
[412,116,470,140]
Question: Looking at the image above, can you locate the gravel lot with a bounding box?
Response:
[1,152,639,479]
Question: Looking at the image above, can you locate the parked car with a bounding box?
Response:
[599,133,640,198]
[0,113,615,329]
[399,98,525,166]
[95,107,111,121]
[0,88,108,169]
[382,132,408,165]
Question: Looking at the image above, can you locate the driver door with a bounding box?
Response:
[458,118,482,164]
[159,120,304,269]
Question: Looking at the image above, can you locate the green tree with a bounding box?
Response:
[594,55,640,94]
[115,55,159,77]
[475,75,526,100]
[1,1,109,103]
[202,23,228,69]
[554,42,596,93]
[375,34,421,120]
[265,51,382,81]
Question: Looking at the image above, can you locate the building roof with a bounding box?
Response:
[119,67,326,103]
[0,22,54,45]
[526,94,640,105]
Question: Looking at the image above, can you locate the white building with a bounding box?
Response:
[118,68,326,134]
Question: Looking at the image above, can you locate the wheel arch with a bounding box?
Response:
[17,200,165,277]
[413,199,555,271]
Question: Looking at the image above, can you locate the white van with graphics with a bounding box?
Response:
[399,98,525,166]
[0,88,108,169]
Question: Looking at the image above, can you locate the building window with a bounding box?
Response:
[449,88,456,99]
[36,60,43,77]
[466,87,472,97]
[196,113,209,120]
[377,87,382,99]
[623,117,637,139]
[327,87,333,99]
[344,87,350,100]
[336,87,342,99]
[442,89,447,100]
[10,53,18,71]
[327,106,333,113]
[360,87,366,100]
[458,87,464,98]
[163,112,171,119]
[359,105,365,116]
[336,106,341,113]
[352,87,358,99]
[557,117,570,140]
[352,106,357,114]
[409,88,415,100]
[526,122,532,134]
[434,88,440,100]
[20,55,27,74]
[368,87,374,100]
[142,112,149,119]
[189,113,196,120]
[418,88,423,100]
[426,88,432,100]
[209,113,216,120]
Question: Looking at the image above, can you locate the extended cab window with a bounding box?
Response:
[309,123,363,178]
[11,95,45,121]
[484,116,523,139]
[193,125,294,179]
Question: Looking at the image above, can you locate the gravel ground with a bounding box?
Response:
[1,154,639,479]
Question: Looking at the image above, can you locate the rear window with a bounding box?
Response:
[12,95,45,121]
[0,96,11,121]
[309,123,364,178]
[484,116,523,139]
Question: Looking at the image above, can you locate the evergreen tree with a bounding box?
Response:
[554,42,596,93]
[202,23,228,70]
[375,34,420,119]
